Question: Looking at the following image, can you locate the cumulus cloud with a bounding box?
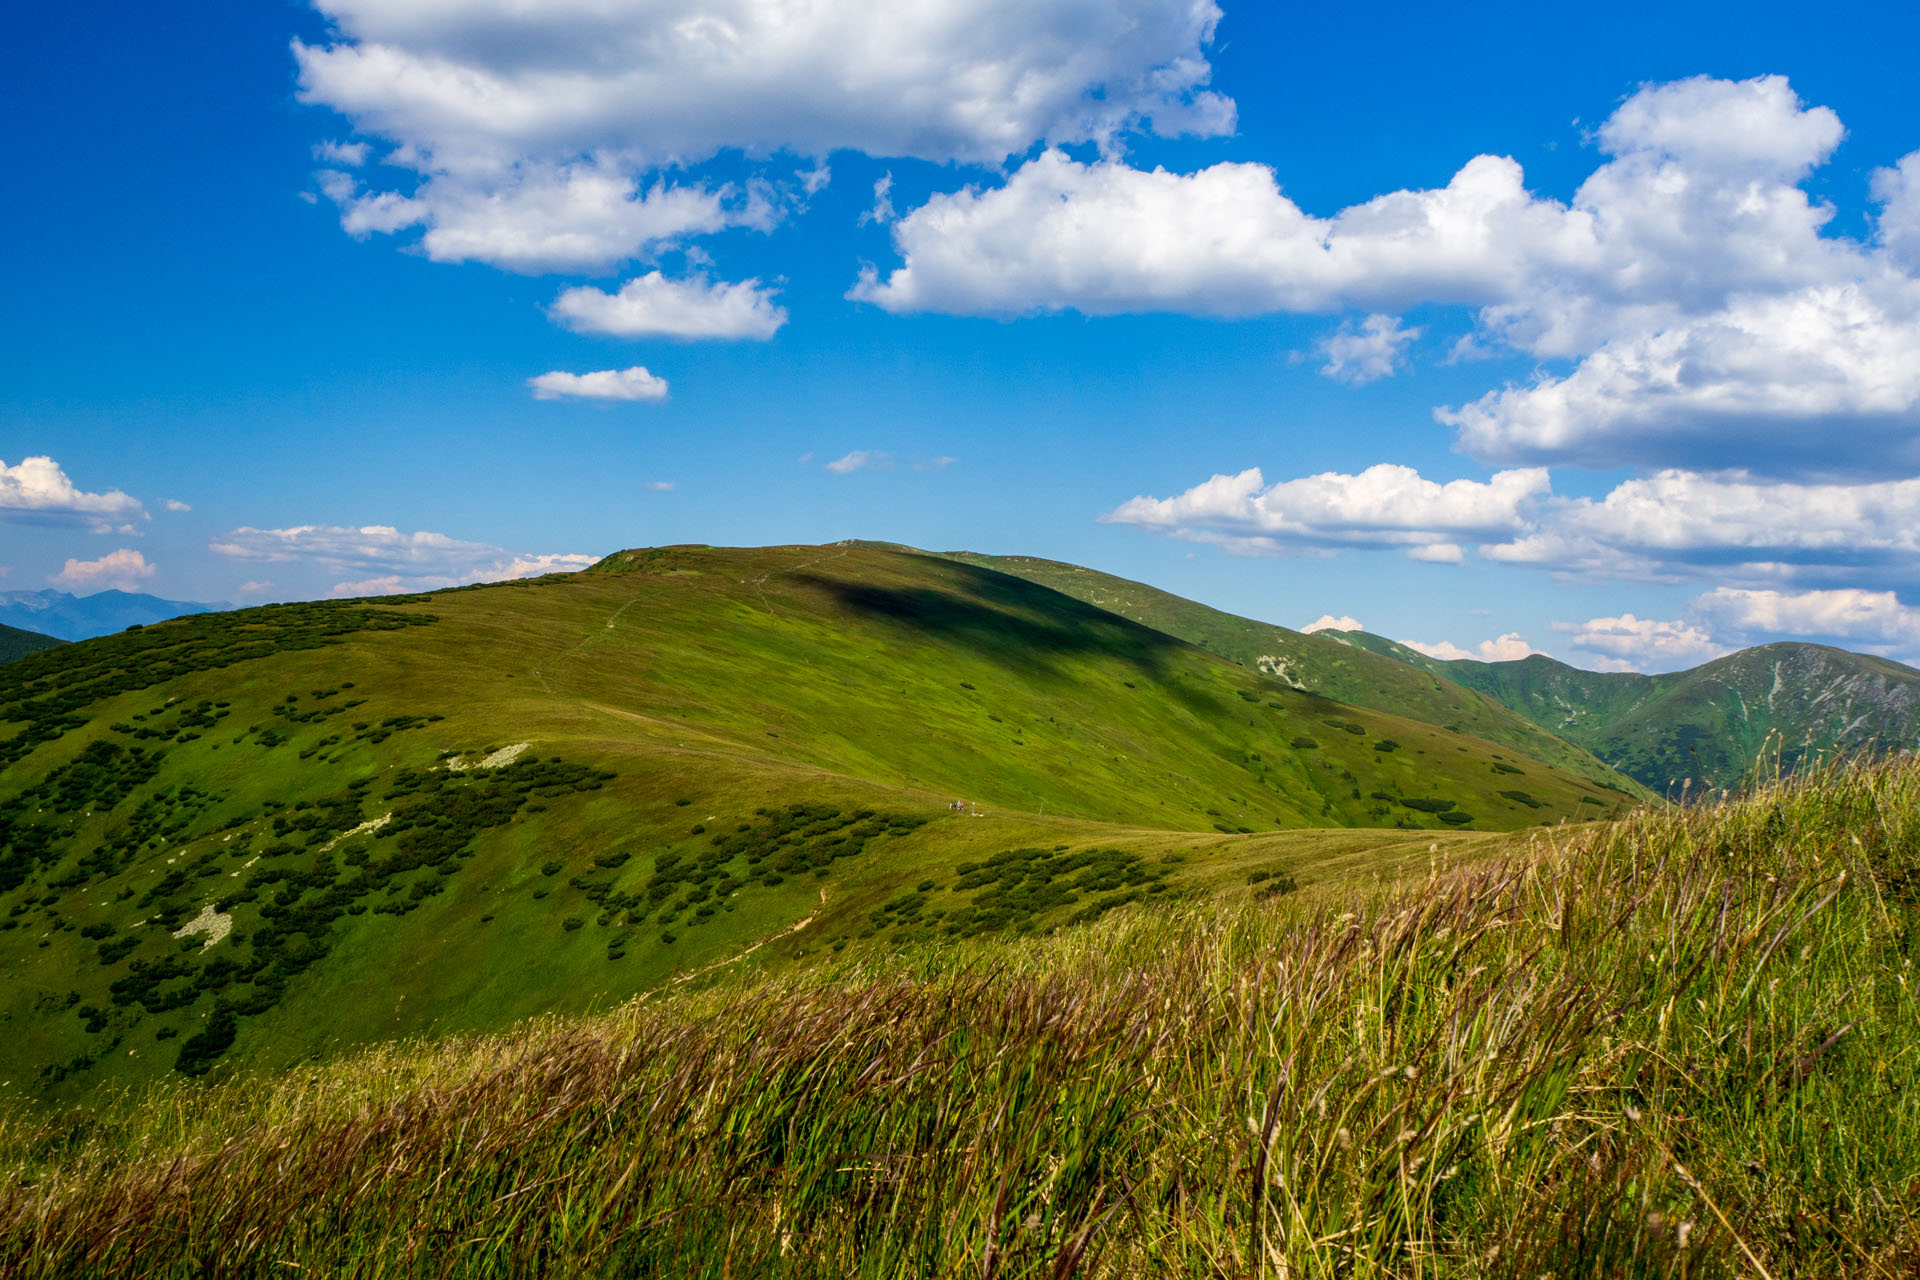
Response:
[211,523,596,596]
[1876,152,1920,269]
[527,366,669,402]
[825,450,891,475]
[1441,280,1920,473]
[161,498,192,513]
[861,173,897,227]
[1316,314,1421,383]
[549,272,786,339]
[1401,633,1540,663]
[1480,469,1920,587]
[1551,613,1725,669]
[643,480,674,492]
[297,1,1229,168]
[1104,463,1549,557]
[298,1,1230,274]
[314,138,369,166]
[50,548,156,593]
[859,75,1920,476]
[320,164,751,274]
[0,456,145,530]
[1690,587,1920,648]
[1120,457,1920,596]
[1301,614,1363,633]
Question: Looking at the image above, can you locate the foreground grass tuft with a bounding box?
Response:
[3,758,1917,1276]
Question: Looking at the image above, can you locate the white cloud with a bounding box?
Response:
[549,272,786,340]
[825,450,892,475]
[1481,469,1920,587]
[527,366,669,402]
[50,548,156,593]
[643,480,674,492]
[211,523,595,596]
[857,75,1848,333]
[861,173,896,227]
[0,456,146,530]
[1301,614,1363,633]
[1597,75,1842,182]
[1690,586,1920,648]
[1316,314,1421,384]
[1400,632,1541,663]
[1875,152,1920,270]
[1551,613,1725,670]
[298,1,1231,273]
[913,456,957,472]
[1123,458,1920,594]
[1104,463,1549,554]
[314,139,370,166]
[859,76,1920,476]
[161,498,192,513]
[297,1,1229,168]
[320,163,750,274]
[1441,280,1920,474]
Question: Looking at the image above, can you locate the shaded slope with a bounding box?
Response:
[0,543,1630,1096]
[1327,631,1920,791]
[936,550,1643,794]
[0,623,59,666]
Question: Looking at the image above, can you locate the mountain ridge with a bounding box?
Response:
[0,588,224,642]
[1323,630,1920,790]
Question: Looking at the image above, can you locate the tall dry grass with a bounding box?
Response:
[2,757,1917,1277]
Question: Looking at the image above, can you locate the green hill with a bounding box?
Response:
[936,550,1643,794]
[0,623,59,666]
[1325,632,1920,792]
[0,543,1631,1096]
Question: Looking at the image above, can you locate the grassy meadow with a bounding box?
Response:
[1,755,1914,1277]
[0,544,1634,1095]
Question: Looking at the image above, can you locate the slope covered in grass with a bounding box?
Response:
[937,549,1642,793]
[1333,630,1920,791]
[0,543,1626,1096]
[3,757,1913,1277]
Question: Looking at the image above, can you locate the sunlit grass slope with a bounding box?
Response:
[3,756,1913,1277]
[0,542,1628,1096]
[936,549,1644,794]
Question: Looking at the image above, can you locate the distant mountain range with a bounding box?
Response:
[0,588,224,642]
[1323,632,1920,792]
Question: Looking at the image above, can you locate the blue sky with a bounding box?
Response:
[5,0,1920,671]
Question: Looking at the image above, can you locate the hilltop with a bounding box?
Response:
[0,543,1630,1095]
[937,550,1640,792]
[1327,631,1920,790]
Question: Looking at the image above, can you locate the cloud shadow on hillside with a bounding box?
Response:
[788,562,1228,716]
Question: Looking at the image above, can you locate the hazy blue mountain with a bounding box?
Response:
[0,589,223,641]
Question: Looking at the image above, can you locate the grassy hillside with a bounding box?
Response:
[937,550,1643,794]
[0,543,1628,1096]
[3,757,1912,1277]
[0,622,59,666]
[1331,631,1920,791]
